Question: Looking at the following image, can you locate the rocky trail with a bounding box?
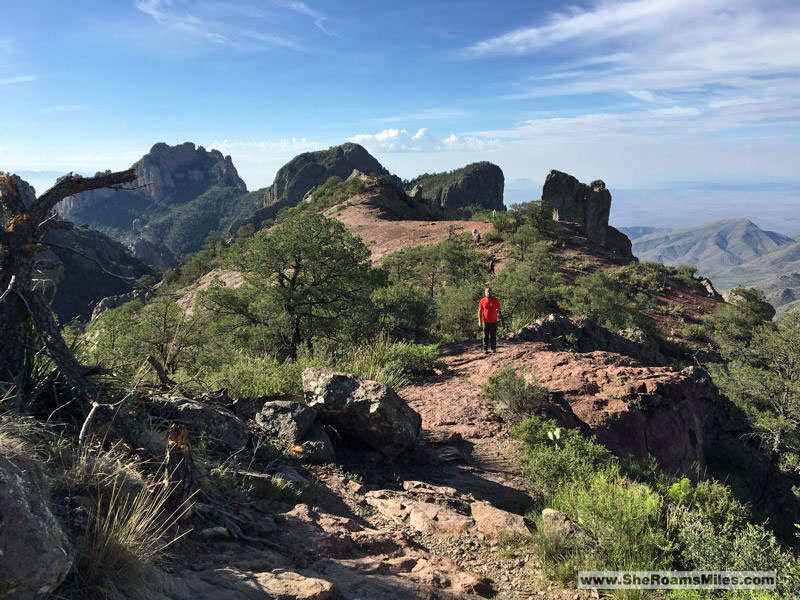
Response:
[140,314,720,600]
[144,333,641,600]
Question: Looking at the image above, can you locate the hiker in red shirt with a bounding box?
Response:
[478,287,502,354]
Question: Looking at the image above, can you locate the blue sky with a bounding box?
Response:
[2,0,800,195]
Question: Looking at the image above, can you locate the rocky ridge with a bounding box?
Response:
[406,162,505,213]
[230,143,398,234]
[54,143,257,264]
[542,170,632,259]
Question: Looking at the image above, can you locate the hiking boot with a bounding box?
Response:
[491,349,497,353]
[483,349,488,354]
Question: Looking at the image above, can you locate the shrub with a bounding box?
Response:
[383,341,445,379]
[612,261,668,294]
[370,283,437,342]
[563,272,647,331]
[340,336,444,388]
[435,282,484,342]
[483,368,548,414]
[548,467,671,573]
[203,353,310,397]
[514,417,612,502]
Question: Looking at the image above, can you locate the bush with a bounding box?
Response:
[549,467,671,572]
[492,242,564,326]
[383,341,445,379]
[304,175,365,211]
[337,336,444,389]
[612,261,668,293]
[370,283,437,342]
[514,417,612,502]
[435,282,484,342]
[203,353,310,397]
[483,368,548,414]
[563,272,647,331]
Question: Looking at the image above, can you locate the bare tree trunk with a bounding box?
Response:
[0,169,136,413]
[164,424,195,510]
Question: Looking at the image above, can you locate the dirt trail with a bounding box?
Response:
[156,335,600,599]
[328,195,496,264]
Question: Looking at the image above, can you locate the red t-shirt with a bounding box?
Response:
[479,296,501,323]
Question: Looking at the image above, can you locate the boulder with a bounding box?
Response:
[698,277,723,299]
[543,170,612,245]
[406,162,504,212]
[299,422,336,464]
[91,288,150,320]
[302,369,421,458]
[470,501,530,540]
[255,400,316,443]
[514,314,667,366]
[0,454,73,599]
[605,225,634,260]
[365,490,473,536]
[128,234,179,269]
[541,508,581,537]
[147,395,250,452]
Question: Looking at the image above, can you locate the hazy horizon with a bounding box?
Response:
[3,0,800,200]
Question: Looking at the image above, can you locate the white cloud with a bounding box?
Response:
[211,137,322,155]
[376,108,471,123]
[627,90,656,102]
[133,0,330,51]
[466,0,800,126]
[39,104,88,114]
[708,96,759,109]
[346,128,499,153]
[0,75,36,86]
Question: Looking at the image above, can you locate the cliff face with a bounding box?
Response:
[406,162,505,212]
[41,227,157,321]
[58,142,246,220]
[543,170,611,245]
[55,143,253,264]
[265,143,392,208]
[135,142,246,205]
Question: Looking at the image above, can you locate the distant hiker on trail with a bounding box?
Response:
[472,227,479,240]
[491,209,497,220]
[478,287,502,354]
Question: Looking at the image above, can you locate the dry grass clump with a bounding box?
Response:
[56,443,192,600]
[69,475,189,600]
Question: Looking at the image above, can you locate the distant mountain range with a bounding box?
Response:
[57,143,265,266]
[625,219,800,316]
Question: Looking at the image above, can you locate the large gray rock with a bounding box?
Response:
[266,143,392,209]
[255,400,316,442]
[543,170,611,245]
[299,422,336,464]
[128,235,179,269]
[302,369,421,458]
[406,162,504,212]
[230,143,396,234]
[0,454,73,599]
[514,314,667,366]
[147,395,250,452]
[91,288,150,321]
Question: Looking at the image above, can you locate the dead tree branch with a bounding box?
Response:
[32,168,137,221]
